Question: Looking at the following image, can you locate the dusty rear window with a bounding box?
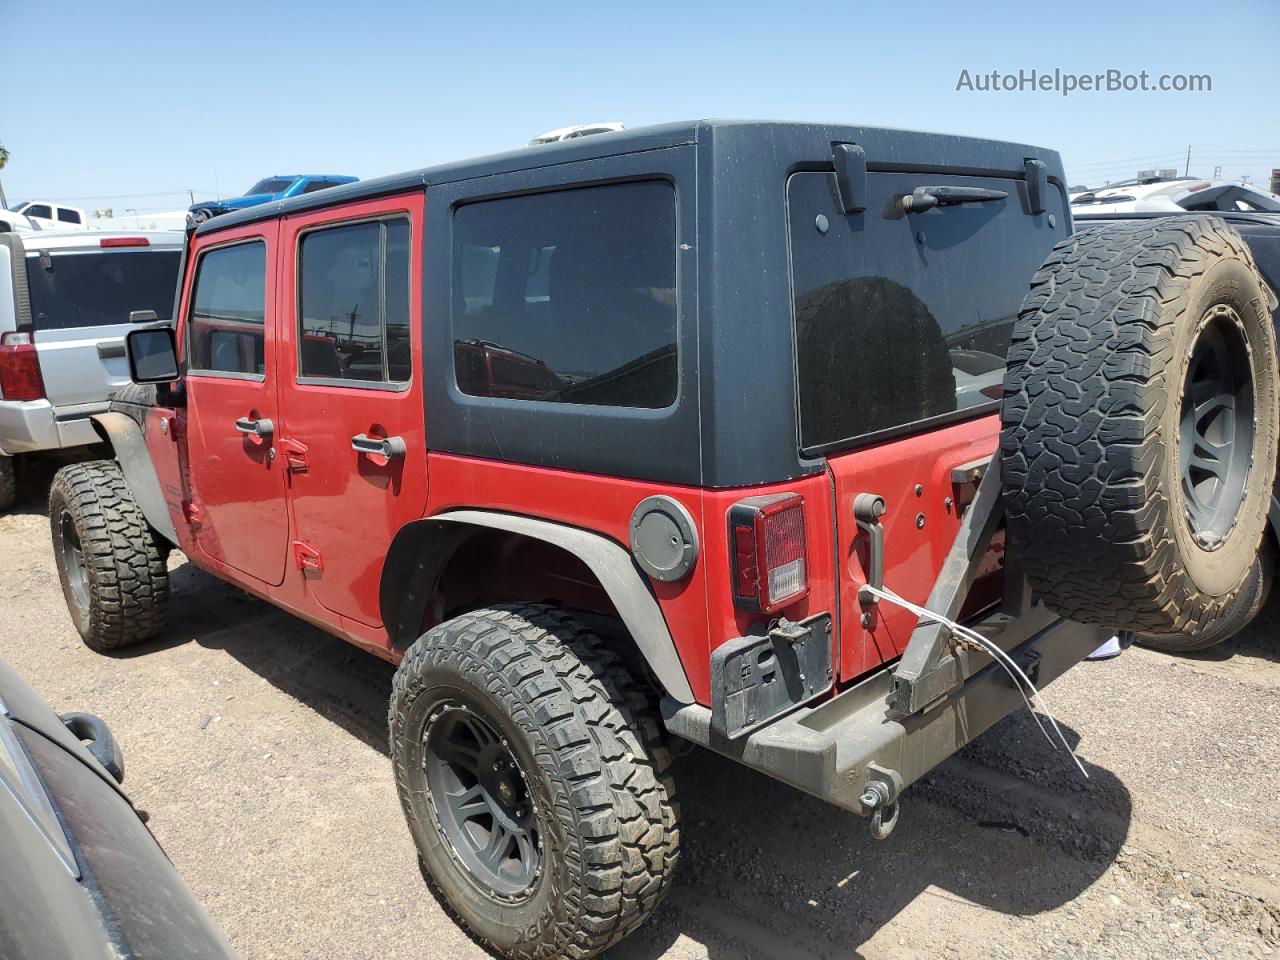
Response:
[25,250,180,331]
[788,170,1058,451]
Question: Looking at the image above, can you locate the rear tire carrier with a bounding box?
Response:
[1001,216,1279,635]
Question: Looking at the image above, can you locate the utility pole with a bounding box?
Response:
[188,189,194,206]
[1185,144,1191,177]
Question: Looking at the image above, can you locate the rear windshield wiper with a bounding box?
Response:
[903,185,1008,212]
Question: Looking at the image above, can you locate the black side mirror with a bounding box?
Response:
[126,327,179,384]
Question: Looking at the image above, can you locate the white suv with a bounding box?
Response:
[0,230,181,510]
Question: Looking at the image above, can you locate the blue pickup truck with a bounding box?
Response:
[187,174,359,224]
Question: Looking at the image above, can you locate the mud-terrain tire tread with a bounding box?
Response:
[389,603,678,960]
[1001,216,1278,635]
[49,460,169,650]
[0,456,14,512]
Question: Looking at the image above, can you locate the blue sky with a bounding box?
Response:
[2,0,1276,211]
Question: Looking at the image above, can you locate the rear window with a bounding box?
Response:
[247,178,293,195]
[25,250,180,331]
[788,170,1057,451]
[450,180,678,409]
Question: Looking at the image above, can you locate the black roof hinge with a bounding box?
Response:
[833,143,867,214]
[1024,158,1048,215]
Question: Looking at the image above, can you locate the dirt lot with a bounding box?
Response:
[2,462,1278,960]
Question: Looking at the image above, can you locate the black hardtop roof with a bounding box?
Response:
[196,119,1064,236]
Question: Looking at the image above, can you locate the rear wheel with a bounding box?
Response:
[1002,217,1279,636]
[49,461,169,651]
[390,604,679,960]
[0,455,14,512]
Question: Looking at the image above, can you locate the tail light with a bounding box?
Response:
[100,236,149,248]
[0,332,46,401]
[729,493,808,613]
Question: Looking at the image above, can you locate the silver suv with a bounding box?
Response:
[0,230,181,511]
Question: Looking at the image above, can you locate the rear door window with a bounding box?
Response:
[188,241,268,376]
[450,180,677,408]
[25,250,180,331]
[297,217,411,384]
[788,170,1062,451]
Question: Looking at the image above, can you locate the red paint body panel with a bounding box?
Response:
[423,454,838,705]
[825,415,1001,683]
[278,194,429,628]
[182,222,291,587]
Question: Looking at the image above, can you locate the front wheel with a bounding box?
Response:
[49,461,169,651]
[389,604,679,960]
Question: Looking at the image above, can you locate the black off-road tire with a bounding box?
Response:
[0,455,15,512]
[49,460,169,651]
[1138,547,1273,653]
[390,604,679,960]
[1002,216,1279,635]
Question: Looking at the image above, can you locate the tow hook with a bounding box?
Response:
[860,764,904,840]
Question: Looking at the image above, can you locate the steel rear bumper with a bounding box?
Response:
[663,604,1107,816]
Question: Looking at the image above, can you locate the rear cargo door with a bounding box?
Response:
[786,167,1068,682]
[25,244,181,408]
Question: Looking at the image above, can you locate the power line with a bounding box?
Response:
[12,188,219,202]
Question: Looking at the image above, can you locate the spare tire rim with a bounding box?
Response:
[1179,304,1255,550]
[59,510,90,614]
[422,699,541,901]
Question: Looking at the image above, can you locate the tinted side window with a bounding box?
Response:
[301,180,336,194]
[56,208,81,224]
[25,205,52,219]
[451,181,677,408]
[26,251,180,331]
[298,218,411,383]
[188,241,267,376]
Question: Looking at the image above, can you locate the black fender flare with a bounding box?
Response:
[381,509,696,704]
[89,412,178,545]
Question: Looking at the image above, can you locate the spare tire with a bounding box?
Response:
[1001,216,1279,635]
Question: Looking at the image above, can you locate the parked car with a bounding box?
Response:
[51,121,1278,959]
[8,201,88,228]
[0,208,39,233]
[1070,177,1280,214]
[0,657,236,959]
[0,230,182,512]
[1075,207,1280,654]
[187,175,359,224]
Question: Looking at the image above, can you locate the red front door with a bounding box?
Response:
[277,194,429,628]
[181,223,291,587]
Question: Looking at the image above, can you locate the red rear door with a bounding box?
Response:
[277,194,428,628]
[182,222,291,586]
[786,167,1067,681]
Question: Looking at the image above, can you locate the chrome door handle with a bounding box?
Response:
[234,417,274,438]
[351,434,406,460]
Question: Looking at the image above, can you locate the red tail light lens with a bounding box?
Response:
[728,494,808,613]
[100,236,149,248]
[0,332,46,401]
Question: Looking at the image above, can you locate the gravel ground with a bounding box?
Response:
[2,460,1278,960]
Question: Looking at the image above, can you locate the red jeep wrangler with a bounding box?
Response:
[48,122,1278,959]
